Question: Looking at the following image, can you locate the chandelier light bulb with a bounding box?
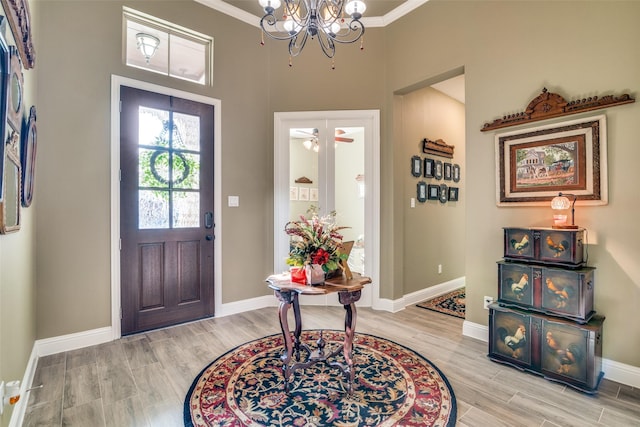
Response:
[259,0,282,13]
[303,139,313,150]
[283,18,301,35]
[345,0,366,19]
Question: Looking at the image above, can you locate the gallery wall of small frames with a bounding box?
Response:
[410,138,461,205]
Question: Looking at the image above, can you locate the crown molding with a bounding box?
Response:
[196,0,430,29]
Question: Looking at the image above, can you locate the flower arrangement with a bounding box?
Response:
[284,208,349,273]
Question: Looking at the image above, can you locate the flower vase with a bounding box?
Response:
[305,264,325,285]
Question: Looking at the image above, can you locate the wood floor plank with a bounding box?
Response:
[23,399,62,427]
[122,336,159,369]
[63,364,101,409]
[103,395,149,427]
[61,399,105,427]
[27,363,65,407]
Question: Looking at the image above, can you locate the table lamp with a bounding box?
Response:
[551,192,578,229]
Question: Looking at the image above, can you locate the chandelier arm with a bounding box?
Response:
[326,19,365,44]
[316,31,337,58]
[261,14,303,41]
[289,30,310,57]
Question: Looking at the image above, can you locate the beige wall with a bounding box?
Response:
[385,0,640,366]
[0,3,636,412]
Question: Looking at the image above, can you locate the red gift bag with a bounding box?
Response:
[290,266,306,284]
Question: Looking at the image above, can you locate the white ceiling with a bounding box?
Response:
[431,74,465,104]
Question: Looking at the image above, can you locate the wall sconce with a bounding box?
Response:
[136,33,160,63]
[551,192,578,229]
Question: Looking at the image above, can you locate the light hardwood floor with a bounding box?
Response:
[23,305,640,426]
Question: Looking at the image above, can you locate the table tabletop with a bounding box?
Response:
[266,272,371,295]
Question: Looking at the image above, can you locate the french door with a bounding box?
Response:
[119,86,215,335]
[274,111,380,306]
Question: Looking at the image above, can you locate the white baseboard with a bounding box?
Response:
[8,344,38,427]
[216,294,276,317]
[372,277,465,313]
[461,320,640,389]
[36,327,113,357]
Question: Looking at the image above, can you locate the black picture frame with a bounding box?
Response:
[427,184,439,200]
[417,181,427,202]
[434,160,443,180]
[21,105,36,207]
[439,184,448,203]
[423,158,435,178]
[444,162,452,181]
[453,164,461,182]
[448,187,459,202]
[0,32,10,202]
[411,155,422,177]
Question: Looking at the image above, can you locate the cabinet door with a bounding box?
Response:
[541,319,589,383]
[498,263,534,307]
[490,309,532,366]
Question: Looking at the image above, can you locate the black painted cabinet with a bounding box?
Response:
[489,227,604,394]
[489,304,604,394]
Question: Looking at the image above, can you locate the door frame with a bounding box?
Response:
[110,75,222,339]
[274,110,380,307]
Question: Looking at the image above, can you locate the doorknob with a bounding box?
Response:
[206,234,213,241]
[205,212,213,229]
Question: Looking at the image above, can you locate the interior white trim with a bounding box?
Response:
[110,75,222,339]
[8,344,38,427]
[194,0,430,29]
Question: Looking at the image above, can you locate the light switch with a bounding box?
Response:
[228,196,239,207]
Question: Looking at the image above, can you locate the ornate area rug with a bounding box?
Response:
[184,330,456,426]
[417,288,465,319]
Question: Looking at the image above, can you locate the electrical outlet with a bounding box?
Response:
[483,296,494,310]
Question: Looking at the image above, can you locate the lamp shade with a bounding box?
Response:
[551,195,571,210]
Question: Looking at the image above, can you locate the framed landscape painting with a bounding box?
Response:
[495,115,607,206]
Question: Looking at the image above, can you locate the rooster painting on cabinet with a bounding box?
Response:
[491,310,531,365]
[498,262,533,306]
[542,321,588,382]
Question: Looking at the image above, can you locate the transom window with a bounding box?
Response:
[124,7,213,85]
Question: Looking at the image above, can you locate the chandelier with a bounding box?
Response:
[258,0,366,63]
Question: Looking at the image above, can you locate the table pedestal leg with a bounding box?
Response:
[339,289,361,394]
[274,290,301,392]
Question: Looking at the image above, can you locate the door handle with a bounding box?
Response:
[206,234,213,241]
[205,212,213,229]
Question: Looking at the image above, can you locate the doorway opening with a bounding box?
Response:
[274,111,380,307]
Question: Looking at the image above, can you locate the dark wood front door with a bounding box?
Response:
[120,86,215,335]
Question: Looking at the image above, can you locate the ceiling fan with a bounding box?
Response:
[297,128,354,152]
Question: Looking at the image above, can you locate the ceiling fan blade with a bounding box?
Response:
[335,136,354,143]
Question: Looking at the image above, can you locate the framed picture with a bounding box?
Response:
[434,160,443,180]
[423,158,435,178]
[448,187,459,202]
[427,184,439,200]
[289,186,298,201]
[453,164,460,182]
[21,106,36,207]
[0,0,35,69]
[495,115,607,206]
[439,184,448,204]
[416,181,427,202]
[411,155,422,177]
[298,187,310,201]
[0,32,9,202]
[444,162,452,181]
[310,188,318,201]
[7,46,23,132]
